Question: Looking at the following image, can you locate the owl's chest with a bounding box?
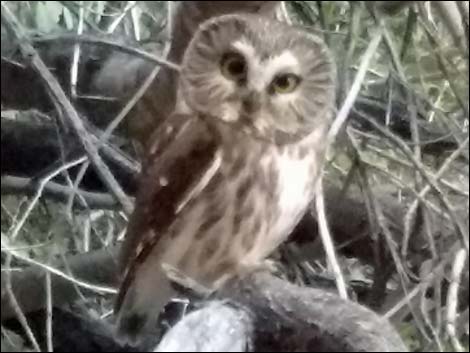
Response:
[275,152,315,215]
[267,149,317,242]
[225,130,318,225]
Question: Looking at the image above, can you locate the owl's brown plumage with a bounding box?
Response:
[115,14,335,345]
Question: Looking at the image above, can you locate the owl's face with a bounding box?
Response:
[180,14,336,144]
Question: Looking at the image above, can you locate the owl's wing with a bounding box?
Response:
[115,112,221,312]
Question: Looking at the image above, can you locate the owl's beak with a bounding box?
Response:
[241,91,262,114]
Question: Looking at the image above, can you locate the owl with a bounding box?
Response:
[114,14,336,345]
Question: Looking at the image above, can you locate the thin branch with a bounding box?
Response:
[1,175,120,210]
[70,0,85,99]
[328,28,383,143]
[64,7,173,209]
[4,278,41,352]
[279,1,292,24]
[106,1,137,34]
[1,244,116,295]
[418,17,469,117]
[167,1,173,41]
[1,3,134,214]
[433,1,468,56]
[339,2,361,103]
[66,161,92,215]
[446,248,467,352]
[45,271,54,352]
[314,178,349,299]
[32,33,180,72]
[354,108,469,252]
[8,157,87,241]
[384,242,462,320]
[402,137,470,257]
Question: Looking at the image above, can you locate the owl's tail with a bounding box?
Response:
[114,266,175,347]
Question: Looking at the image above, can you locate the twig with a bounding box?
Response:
[88,132,140,174]
[1,175,120,210]
[83,216,91,253]
[33,33,180,72]
[419,260,444,349]
[64,4,172,209]
[1,246,119,320]
[279,1,292,24]
[365,143,467,197]
[419,17,469,117]
[455,1,469,54]
[433,1,467,56]
[66,160,91,215]
[9,157,87,241]
[339,2,361,103]
[97,45,171,144]
[315,1,329,45]
[348,134,421,320]
[46,271,54,352]
[346,146,453,220]
[354,108,469,251]
[70,0,85,99]
[1,3,134,214]
[328,28,383,144]
[446,248,467,352]
[400,7,417,60]
[377,10,427,251]
[130,2,141,41]
[384,242,461,320]
[167,1,173,41]
[402,137,470,257]
[2,209,41,353]
[455,308,469,338]
[106,1,137,34]
[4,278,41,352]
[94,0,175,144]
[314,178,349,299]
[56,1,102,32]
[1,244,116,295]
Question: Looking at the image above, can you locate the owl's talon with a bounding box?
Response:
[245,260,278,275]
[230,260,279,285]
[161,263,212,300]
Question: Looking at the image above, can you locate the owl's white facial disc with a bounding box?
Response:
[229,40,304,138]
[232,39,300,91]
[180,14,336,145]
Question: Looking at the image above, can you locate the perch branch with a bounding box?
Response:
[156,272,408,352]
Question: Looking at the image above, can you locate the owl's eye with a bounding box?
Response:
[270,74,301,94]
[220,52,247,81]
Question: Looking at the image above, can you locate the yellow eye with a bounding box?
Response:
[220,52,247,81]
[271,74,300,94]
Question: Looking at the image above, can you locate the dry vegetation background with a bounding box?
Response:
[1,1,469,352]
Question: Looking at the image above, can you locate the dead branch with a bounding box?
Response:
[1,247,119,321]
[1,175,120,210]
[1,3,133,214]
[3,268,409,352]
[157,271,409,352]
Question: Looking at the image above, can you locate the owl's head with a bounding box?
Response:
[180,14,336,144]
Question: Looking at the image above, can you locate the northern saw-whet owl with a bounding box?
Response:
[114,13,336,345]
